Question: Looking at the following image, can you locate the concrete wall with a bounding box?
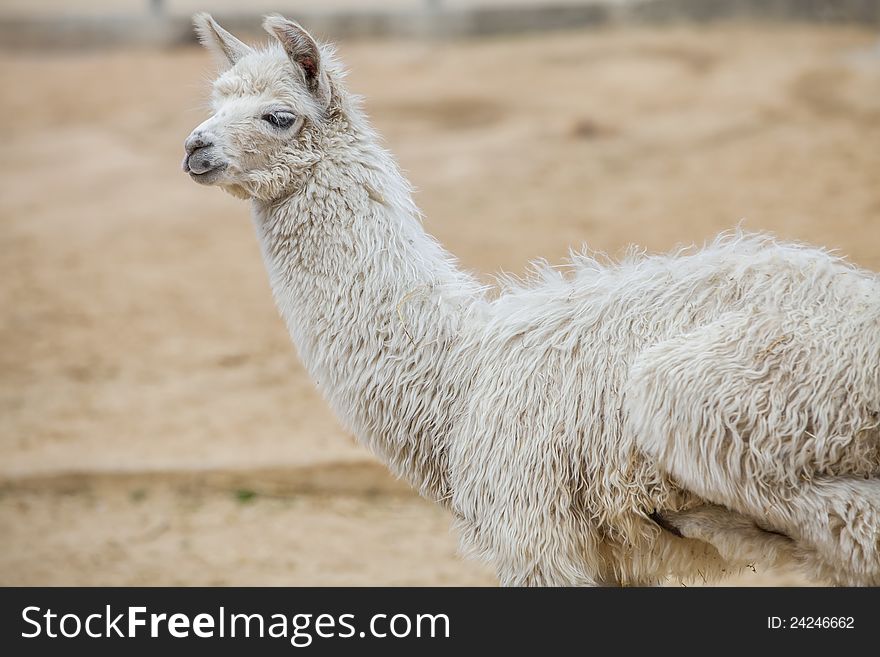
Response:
[1,0,877,50]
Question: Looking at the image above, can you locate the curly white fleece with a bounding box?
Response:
[190,18,880,586]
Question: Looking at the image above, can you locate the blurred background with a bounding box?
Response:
[1,0,879,586]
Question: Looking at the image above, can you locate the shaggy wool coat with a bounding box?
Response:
[184,14,880,586]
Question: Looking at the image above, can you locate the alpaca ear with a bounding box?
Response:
[193,13,251,69]
[263,15,330,107]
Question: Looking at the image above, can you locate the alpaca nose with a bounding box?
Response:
[185,133,213,155]
[183,130,226,176]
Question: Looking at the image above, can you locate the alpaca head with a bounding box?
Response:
[183,14,334,200]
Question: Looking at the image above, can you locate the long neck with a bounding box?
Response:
[250,117,483,501]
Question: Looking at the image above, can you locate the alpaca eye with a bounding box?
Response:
[263,112,296,129]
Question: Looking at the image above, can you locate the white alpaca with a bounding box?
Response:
[183,14,880,586]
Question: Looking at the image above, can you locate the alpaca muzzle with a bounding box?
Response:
[183,132,228,181]
[184,148,225,176]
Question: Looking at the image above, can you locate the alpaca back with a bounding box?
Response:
[447,233,880,582]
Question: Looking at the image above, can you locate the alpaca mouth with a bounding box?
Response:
[185,160,228,184]
[188,162,227,176]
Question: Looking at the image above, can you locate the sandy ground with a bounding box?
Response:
[1,24,878,586]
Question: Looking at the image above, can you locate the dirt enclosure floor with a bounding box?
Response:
[2,24,879,586]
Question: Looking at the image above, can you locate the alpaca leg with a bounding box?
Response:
[690,476,880,586]
[654,504,799,568]
[493,549,619,586]
[628,312,880,584]
[496,567,620,587]
[654,477,880,584]
[455,516,612,587]
[772,477,880,586]
[644,440,880,583]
